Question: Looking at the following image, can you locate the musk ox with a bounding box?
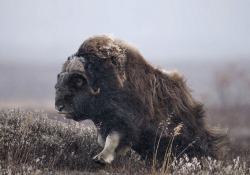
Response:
[55,34,228,165]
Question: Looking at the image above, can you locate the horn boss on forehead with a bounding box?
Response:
[61,57,85,73]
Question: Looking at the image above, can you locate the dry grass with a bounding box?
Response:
[0,109,249,174]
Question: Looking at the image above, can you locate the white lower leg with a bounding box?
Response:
[93,131,120,164]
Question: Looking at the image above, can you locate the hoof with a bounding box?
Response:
[92,156,106,166]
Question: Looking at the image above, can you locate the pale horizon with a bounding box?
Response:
[1,0,250,65]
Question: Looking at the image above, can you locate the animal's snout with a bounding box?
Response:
[55,104,65,112]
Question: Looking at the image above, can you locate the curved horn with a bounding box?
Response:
[90,88,100,95]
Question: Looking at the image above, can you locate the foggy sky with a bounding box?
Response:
[0,0,250,64]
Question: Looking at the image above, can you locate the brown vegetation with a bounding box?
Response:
[0,109,249,174]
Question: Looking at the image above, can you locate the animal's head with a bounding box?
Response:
[55,35,128,121]
[55,56,99,121]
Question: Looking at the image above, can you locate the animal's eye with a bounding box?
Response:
[75,78,83,87]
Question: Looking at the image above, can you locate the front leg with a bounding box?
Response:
[93,131,121,165]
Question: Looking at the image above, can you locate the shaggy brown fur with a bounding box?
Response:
[55,34,229,165]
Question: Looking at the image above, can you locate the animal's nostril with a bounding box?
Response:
[56,105,65,112]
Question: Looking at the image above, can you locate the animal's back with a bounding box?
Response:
[118,42,229,159]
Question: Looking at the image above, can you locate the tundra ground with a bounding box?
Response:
[0,109,249,174]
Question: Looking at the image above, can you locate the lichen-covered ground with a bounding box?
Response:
[0,109,249,174]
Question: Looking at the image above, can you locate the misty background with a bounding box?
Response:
[0,1,250,138]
